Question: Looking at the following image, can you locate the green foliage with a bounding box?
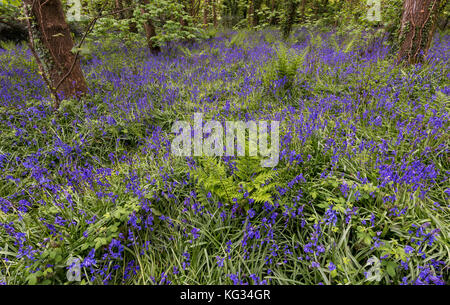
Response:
[0,0,20,21]
[228,29,249,48]
[280,0,300,39]
[0,0,20,8]
[137,0,198,44]
[263,43,307,93]
[191,156,279,210]
[1,10,449,285]
[87,0,202,49]
[252,2,280,30]
[379,0,403,47]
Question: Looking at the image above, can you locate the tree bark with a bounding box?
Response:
[247,0,254,27]
[269,0,278,25]
[300,0,306,22]
[282,0,299,40]
[140,0,160,55]
[190,0,196,18]
[115,0,125,20]
[23,0,87,100]
[204,0,211,26]
[397,0,442,64]
[212,0,218,27]
[253,0,262,27]
[190,0,200,20]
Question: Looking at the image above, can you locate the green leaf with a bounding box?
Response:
[386,262,397,277]
[27,274,37,285]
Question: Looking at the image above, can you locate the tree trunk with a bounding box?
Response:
[247,0,254,27]
[269,0,277,25]
[115,0,125,20]
[300,0,306,22]
[443,15,449,30]
[190,0,200,20]
[253,0,262,27]
[24,0,87,100]
[140,0,160,55]
[397,0,442,64]
[204,0,211,26]
[282,0,298,40]
[190,0,196,18]
[213,0,218,27]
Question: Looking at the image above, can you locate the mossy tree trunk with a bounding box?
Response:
[397,0,442,64]
[23,0,87,101]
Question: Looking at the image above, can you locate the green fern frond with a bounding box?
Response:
[190,156,279,208]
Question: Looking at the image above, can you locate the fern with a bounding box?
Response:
[263,44,307,92]
[229,30,249,49]
[191,156,279,210]
[178,45,192,58]
[342,30,360,53]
